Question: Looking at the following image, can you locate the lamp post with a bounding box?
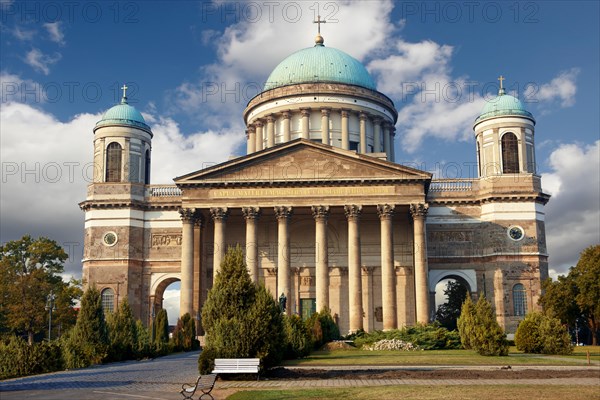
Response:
[150,303,156,344]
[45,290,56,341]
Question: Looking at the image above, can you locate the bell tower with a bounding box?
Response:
[473,76,537,179]
[81,84,153,319]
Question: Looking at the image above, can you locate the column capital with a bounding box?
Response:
[382,121,393,130]
[194,214,205,227]
[372,116,383,125]
[274,206,293,220]
[410,203,429,218]
[242,206,261,220]
[247,124,256,133]
[266,114,276,123]
[254,119,264,128]
[377,204,395,219]
[359,112,369,121]
[341,109,350,118]
[344,204,362,220]
[311,205,330,220]
[282,110,291,119]
[300,108,311,117]
[210,207,229,221]
[361,266,375,275]
[179,208,200,223]
[321,108,331,116]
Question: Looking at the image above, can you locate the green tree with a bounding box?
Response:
[134,320,152,359]
[199,246,285,374]
[435,280,469,331]
[62,286,109,368]
[458,295,508,356]
[0,235,71,344]
[515,311,572,355]
[457,295,476,349]
[153,308,169,353]
[284,314,312,358]
[106,297,137,361]
[572,245,600,345]
[539,245,600,345]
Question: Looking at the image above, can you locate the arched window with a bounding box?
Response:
[144,150,151,184]
[105,142,122,182]
[501,132,519,173]
[101,288,115,313]
[512,283,527,316]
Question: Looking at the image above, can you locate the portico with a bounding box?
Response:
[174,139,432,333]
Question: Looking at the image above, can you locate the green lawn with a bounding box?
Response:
[282,346,600,366]
[227,385,600,400]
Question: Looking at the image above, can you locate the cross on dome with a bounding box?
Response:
[497,75,506,95]
[121,84,129,104]
[313,15,326,45]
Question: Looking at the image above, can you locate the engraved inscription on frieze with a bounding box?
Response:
[428,231,472,242]
[151,234,182,247]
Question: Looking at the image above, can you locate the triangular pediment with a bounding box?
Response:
[175,139,431,186]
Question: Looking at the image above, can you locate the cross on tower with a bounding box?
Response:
[313,15,326,34]
[121,84,128,99]
[498,75,505,90]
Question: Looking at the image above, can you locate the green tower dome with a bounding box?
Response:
[476,86,534,124]
[263,42,376,92]
[95,95,151,133]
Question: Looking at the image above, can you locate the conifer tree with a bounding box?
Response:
[153,308,169,353]
[457,295,508,356]
[62,286,109,368]
[199,246,285,373]
[107,297,137,361]
[457,295,476,349]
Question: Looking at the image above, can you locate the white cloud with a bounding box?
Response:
[525,68,579,108]
[12,26,35,41]
[0,71,42,104]
[43,22,65,45]
[172,0,395,129]
[1,90,244,279]
[541,140,600,276]
[24,48,61,75]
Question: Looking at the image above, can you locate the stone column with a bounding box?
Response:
[410,203,429,324]
[383,122,391,160]
[282,111,291,142]
[518,127,527,173]
[210,207,229,278]
[312,205,330,312]
[345,204,363,333]
[242,207,260,283]
[123,138,130,181]
[321,108,330,145]
[494,269,506,328]
[255,120,264,151]
[266,114,275,148]
[373,117,382,153]
[390,127,396,162]
[359,113,368,154]
[341,110,350,150]
[362,266,374,332]
[247,125,256,154]
[378,204,396,330]
[275,206,293,314]
[179,208,197,317]
[300,108,310,139]
[193,215,204,330]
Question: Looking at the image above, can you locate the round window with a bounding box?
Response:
[507,226,524,241]
[102,232,118,247]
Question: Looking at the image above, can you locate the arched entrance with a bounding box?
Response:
[150,274,181,327]
[429,269,477,330]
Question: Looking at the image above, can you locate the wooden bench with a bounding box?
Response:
[180,374,217,400]
[212,358,260,380]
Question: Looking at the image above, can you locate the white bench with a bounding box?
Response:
[212,358,260,380]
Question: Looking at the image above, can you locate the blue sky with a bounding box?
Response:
[1,1,599,290]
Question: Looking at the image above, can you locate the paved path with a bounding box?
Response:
[1,351,598,400]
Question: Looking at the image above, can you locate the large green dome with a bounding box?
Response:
[476,90,534,123]
[263,44,376,92]
[95,99,151,133]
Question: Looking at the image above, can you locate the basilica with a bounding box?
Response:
[80,30,549,335]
